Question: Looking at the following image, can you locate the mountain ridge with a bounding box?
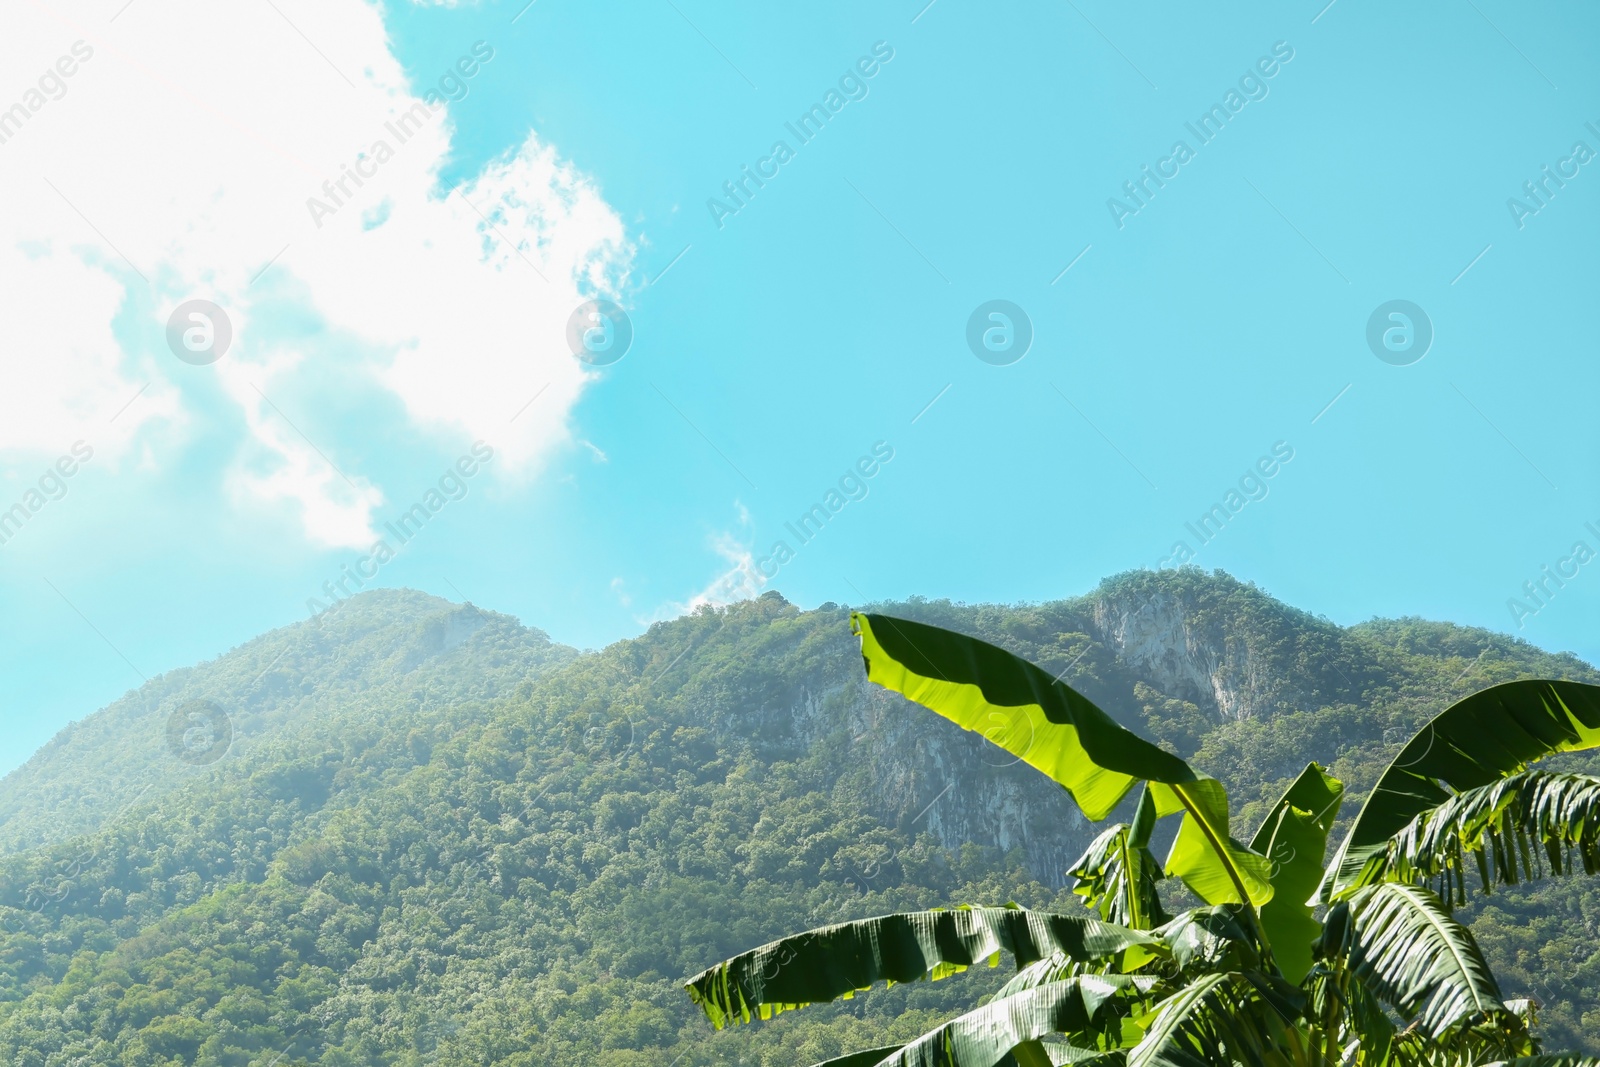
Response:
[0,588,577,854]
[0,570,1594,1064]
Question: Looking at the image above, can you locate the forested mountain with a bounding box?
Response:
[0,572,1594,1066]
[0,590,577,854]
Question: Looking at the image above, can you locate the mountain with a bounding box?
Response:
[0,572,1594,1066]
[0,590,577,854]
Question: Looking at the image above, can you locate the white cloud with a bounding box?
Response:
[653,503,766,620]
[0,0,630,548]
[691,532,765,608]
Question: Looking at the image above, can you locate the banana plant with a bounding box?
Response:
[682,612,1600,1067]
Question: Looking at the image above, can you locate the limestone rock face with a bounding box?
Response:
[1090,587,1266,723]
[754,630,1101,889]
[755,575,1348,884]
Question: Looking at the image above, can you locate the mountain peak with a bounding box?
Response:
[0,588,575,853]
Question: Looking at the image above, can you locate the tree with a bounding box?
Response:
[684,612,1600,1067]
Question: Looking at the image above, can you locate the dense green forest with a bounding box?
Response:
[0,573,1594,1066]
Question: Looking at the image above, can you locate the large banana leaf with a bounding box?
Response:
[1247,763,1344,981]
[851,613,1194,817]
[999,960,1161,1002]
[853,614,1272,907]
[1321,680,1600,900]
[870,977,1142,1067]
[1331,882,1506,1037]
[1125,971,1304,1067]
[1044,1048,1127,1067]
[685,906,1157,1029]
[1147,778,1274,907]
[1370,770,1600,903]
[808,1047,910,1067]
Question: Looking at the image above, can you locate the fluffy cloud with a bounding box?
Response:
[0,0,630,547]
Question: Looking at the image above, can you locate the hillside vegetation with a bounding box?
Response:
[0,572,1594,1066]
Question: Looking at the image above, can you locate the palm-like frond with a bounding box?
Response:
[1321,680,1600,901]
[1370,770,1600,903]
[1382,1009,1539,1067]
[997,960,1161,1003]
[1125,971,1304,1067]
[1327,882,1511,1037]
[684,906,1157,1029]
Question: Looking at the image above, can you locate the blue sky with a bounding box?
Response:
[1,0,1597,774]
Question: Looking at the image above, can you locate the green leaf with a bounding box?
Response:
[684,906,1157,1029]
[999,960,1161,1001]
[1247,763,1344,981]
[1370,770,1600,903]
[1154,907,1261,974]
[871,977,1141,1067]
[1385,1006,1539,1066]
[1332,882,1505,1036]
[1069,788,1170,930]
[853,614,1272,908]
[807,1047,908,1067]
[1148,779,1274,908]
[850,613,1195,820]
[1321,679,1600,901]
[1125,972,1304,1067]
[1301,959,1393,1067]
[1043,1047,1127,1067]
[1013,1041,1056,1067]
